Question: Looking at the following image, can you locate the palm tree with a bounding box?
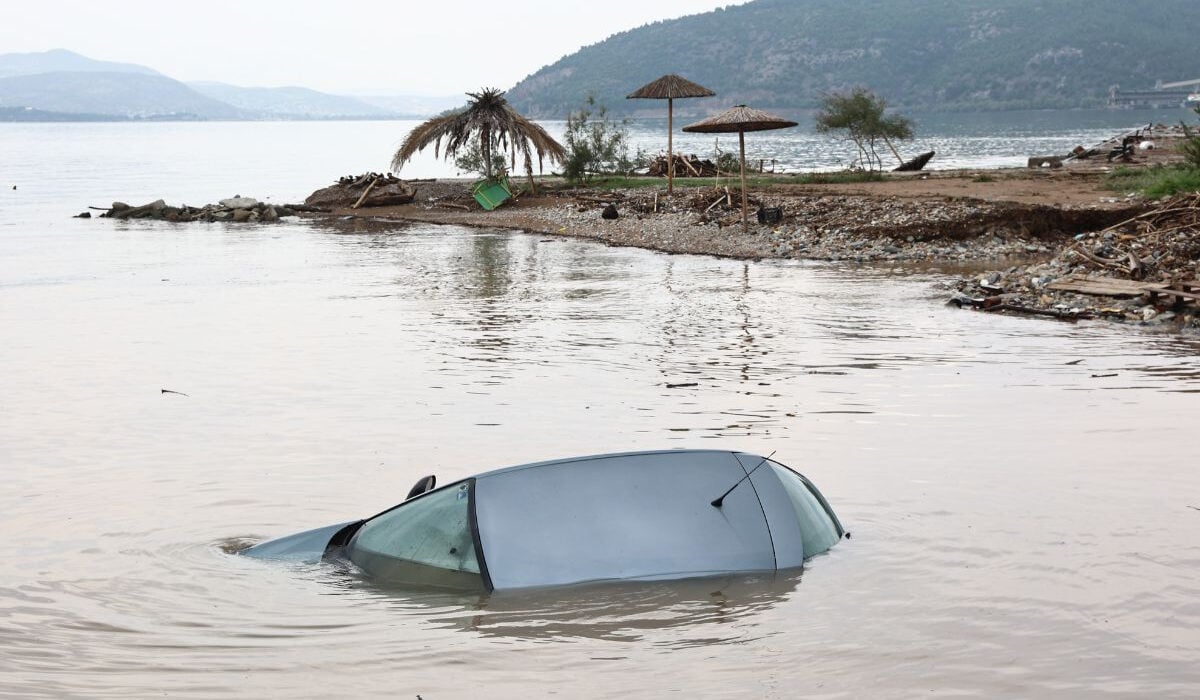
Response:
[391,88,565,193]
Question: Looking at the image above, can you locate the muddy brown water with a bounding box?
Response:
[2,120,1199,698]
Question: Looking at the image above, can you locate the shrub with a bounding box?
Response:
[563,97,631,183]
[453,135,509,179]
[1105,164,1200,199]
[1180,122,1200,170]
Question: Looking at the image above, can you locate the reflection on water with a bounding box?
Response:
[335,569,803,645]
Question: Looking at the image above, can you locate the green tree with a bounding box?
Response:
[815,88,913,172]
[563,96,631,183]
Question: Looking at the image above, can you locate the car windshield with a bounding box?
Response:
[347,480,484,590]
[769,463,843,559]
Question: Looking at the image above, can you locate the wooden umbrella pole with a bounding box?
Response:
[667,97,674,196]
[739,130,748,232]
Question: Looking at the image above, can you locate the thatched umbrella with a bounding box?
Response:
[391,88,565,194]
[683,105,797,231]
[627,74,715,195]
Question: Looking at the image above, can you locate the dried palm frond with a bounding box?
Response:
[391,88,565,179]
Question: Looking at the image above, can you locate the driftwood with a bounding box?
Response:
[1047,274,1200,305]
[351,177,378,209]
[950,295,1094,320]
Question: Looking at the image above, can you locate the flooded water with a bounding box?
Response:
[2,116,1200,698]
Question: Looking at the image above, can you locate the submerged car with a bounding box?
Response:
[242,450,844,591]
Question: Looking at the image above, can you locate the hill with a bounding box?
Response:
[188,82,396,119]
[0,72,246,120]
[506,0,1200,117]
[0,48,161,79]
[0,49,414,121]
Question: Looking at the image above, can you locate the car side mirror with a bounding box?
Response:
[405,475,437,500]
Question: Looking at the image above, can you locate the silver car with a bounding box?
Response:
[242,450,844,591]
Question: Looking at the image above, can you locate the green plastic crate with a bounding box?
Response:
[471,179,513,211]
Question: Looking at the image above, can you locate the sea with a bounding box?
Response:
[1,108,1198,698]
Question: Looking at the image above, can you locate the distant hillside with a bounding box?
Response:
[0,49,425,121]
[506,0,1200,117]
[354,94,465,118]
[0,72,246,119]
[0,48,161,79]
[188,82,396,119]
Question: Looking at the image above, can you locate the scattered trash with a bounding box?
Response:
[756,206,783,224]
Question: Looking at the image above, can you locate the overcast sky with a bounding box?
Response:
[2,0,745,95]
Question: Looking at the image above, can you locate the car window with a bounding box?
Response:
[769,464,842,559]
[349,481,481,584]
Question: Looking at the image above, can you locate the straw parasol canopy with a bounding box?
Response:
[627,74,715,195]
[391,88,565,193]
[683,105,798,231]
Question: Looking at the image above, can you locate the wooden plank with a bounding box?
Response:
[1149,287,1200,302]
[1046,274,1200,302]
[1047,277,1159,297]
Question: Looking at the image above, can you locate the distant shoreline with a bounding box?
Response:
[0,108,430,123]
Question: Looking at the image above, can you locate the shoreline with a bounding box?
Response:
[312,148,1197,331]
[321,169,1143,263]
[94,125,1198,332]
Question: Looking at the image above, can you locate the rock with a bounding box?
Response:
[107,199,167,219]
[602,204,619,220]
[220,196,259,209]
[74,211,91,218]
[260,206,279,222]
[231,209,252,222]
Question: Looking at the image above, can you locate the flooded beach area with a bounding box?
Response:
[3,118,1200,698]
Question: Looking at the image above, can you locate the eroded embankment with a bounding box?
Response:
[326,183,1145,265]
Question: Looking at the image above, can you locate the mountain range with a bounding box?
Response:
[505,0,1200,117]
[9,1,1200,124]
[0,49,455,121]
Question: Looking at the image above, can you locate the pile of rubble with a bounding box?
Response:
[644,154,723,178]
[304,172,415,209]
[949,193,1200,329]
[97,196,300,223]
